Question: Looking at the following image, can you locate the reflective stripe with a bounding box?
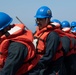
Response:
[33,39,38,48]
[8,26,21,34]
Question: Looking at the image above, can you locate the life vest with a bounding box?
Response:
[54,28,75,56]
[63,32,75,56]
[0,24,39,75]
[70,32,76,54]
[33,23,63,61]
[66,33,76,56]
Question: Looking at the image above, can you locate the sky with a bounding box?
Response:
[0,0,76,32]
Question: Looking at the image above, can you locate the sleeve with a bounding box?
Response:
[0,42,28,75]
[70,37,76,47]
[38,31,60,68]
[61,36,70,54]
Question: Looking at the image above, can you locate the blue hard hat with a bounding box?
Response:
[51,19,61,25]
[71,21,76,27]
[0,12,13,31]
[71,27,76,32]
[34,6,52,18]
[61,21,70,28]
